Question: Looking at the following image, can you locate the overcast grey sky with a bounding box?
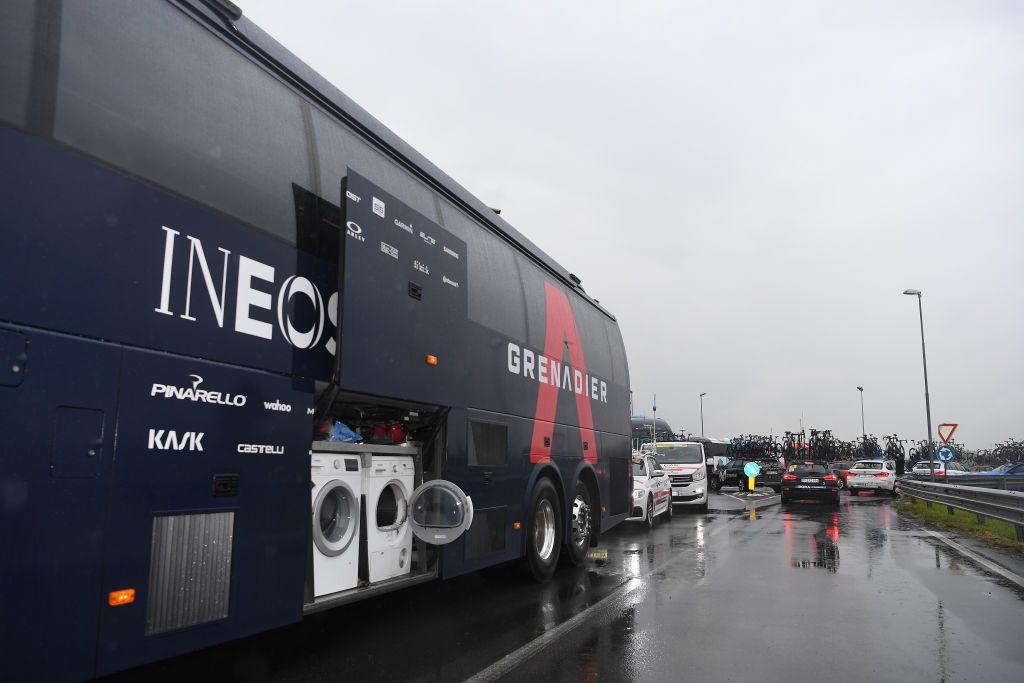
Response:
[242,0,1023,448]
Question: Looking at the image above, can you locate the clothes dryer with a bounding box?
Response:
[363,454,416,583]
[310,452,361,596]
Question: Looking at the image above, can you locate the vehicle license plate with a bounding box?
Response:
[802,478,820,483]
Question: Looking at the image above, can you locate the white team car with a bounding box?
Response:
[846,459,897,495]
[628,452,673,527]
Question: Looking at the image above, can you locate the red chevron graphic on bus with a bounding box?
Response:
[530,282,597,465]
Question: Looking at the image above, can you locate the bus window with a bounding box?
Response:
[311,106,439,223]
[52,0,310,245]
[442,201,529,342]
[0,1,34,127]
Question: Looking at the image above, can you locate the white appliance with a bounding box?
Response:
[363,453,416,583]
[310,452,361,597]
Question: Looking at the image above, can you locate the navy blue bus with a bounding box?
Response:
[0,1,632,679]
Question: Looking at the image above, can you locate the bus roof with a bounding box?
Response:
[193,1,612,318]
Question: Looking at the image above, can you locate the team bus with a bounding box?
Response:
[0,1,632,679]
[631,416,677,450]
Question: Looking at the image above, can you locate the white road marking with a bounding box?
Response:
[921,528,1024,591]
[463,522,734,683]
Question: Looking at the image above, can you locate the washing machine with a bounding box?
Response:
[310,452,361,597]
[363,453,416,583]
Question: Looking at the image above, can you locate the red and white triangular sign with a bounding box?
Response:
[937,423,958,444]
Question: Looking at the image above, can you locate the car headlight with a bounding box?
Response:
[633,489,645,500]
[694,468,706,481]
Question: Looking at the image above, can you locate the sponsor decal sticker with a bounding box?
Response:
[153,226,340,356]
[380,241,399,259]
[263,399,292,413]
[151,374,247,407]
[346,220,365,242]
[148,429,204,451]
[372,197,385,218]
[237,443,285,455]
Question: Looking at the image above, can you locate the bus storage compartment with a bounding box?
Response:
[305,438,472,610]
[0,326,121,683]
[94,348,313,677]
[338,170,468,408]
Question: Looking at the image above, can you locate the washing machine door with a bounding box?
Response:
[408,480,474,545]
[312,480,358,557]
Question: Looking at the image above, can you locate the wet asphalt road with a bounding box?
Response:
[108,493,1024,682]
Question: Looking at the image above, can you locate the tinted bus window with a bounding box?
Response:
[52,0,310,244]
[311,107,439,222]
[606,319,629,387]
[442,202,529,341]
[0,1,34,127]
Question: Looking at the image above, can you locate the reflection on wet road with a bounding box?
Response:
[108,496,1024,682]
[503,497,1024,683]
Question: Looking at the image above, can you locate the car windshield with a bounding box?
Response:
[654,444,703,464]
[631,460,647,476]
[792,464,828,475]
[852,461,883,470]
[993,463,1014,472]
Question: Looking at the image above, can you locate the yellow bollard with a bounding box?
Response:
[748,476,755,491]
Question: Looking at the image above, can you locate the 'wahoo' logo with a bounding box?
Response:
[263,400,292,413]
[148,429,205,451]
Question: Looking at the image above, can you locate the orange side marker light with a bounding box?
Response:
[108,589,135,606]
[513,521,522,530]
[425,355,438,366]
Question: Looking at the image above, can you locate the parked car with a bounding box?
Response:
[846,460,897,495]
[722,457,784,492]
[628,452,673,527]
[829,460,854,489]
[970,465,993,473]
[911,460,968,477]
[979,462,1024,476]
[781,461,840,505]
[650,442,709,512]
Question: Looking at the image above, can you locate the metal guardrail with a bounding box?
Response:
[903,473,1024,491]
[897,478,1024,541]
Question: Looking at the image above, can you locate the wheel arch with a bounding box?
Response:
[572,463,601,547]
[522,464,565,558]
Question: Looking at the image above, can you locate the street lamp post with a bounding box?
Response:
[856,386,866,443]
[700,392,707,437]
[903,289,935,482]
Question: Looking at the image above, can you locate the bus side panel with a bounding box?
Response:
[0,326,121,682]
[95,349,313,677]
[598,431,631,532]
[0,128,338,383]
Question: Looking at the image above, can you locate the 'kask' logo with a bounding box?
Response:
[148,429,205,452]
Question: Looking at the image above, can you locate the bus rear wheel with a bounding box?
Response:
[525,478,562,582]
[562,480,593,567]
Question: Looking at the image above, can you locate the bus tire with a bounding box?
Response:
[525,477,562,582]
[562,479,593,567]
